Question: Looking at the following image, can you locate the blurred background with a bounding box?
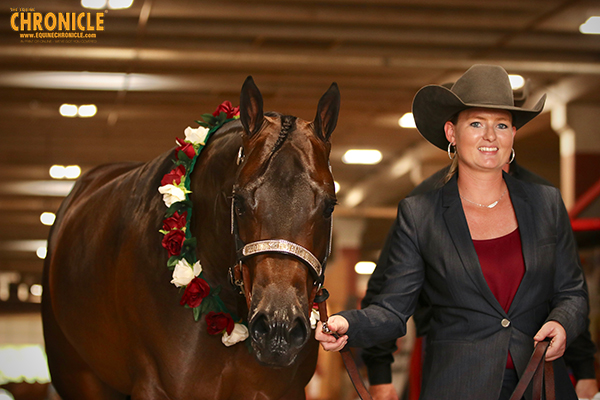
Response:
[1,1,599,399]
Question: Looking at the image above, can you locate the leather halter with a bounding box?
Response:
[228,147,332,304]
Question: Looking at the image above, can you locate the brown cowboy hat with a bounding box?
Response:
[412,64,546,150]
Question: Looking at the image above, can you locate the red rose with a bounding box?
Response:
[205,311,235,335]
[162,211,187,232]
[160,165,186,186]
[175,138,196,160]
[179,277,210,308]
[161,229,186,257]
[212,101,240,119]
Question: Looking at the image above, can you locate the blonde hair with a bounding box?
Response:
[444,156,459,184]
[443,113,460,184]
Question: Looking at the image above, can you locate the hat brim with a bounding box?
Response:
[412,85,546,150]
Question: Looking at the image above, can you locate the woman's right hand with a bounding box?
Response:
[370,383,399,400]
[315,315,349,352]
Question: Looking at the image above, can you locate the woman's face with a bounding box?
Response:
[444,108,516,173]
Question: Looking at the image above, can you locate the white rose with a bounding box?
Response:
[158,184,187,207]
[310,308,320,329]
[222,323,249,347]
[170,259,196,287]
[191,260,202,277]
[184,126,209,145]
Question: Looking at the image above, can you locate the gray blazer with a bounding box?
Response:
[340,172,588,400]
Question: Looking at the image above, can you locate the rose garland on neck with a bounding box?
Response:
[158,102,321,347]
[157,101,249,347]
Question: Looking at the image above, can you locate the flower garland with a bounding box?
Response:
[158,101,322,346]
[158,101,249,347]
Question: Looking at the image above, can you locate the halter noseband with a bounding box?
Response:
[238,239,323,279]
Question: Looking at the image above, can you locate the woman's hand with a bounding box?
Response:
[315,315,349,352]
[575,378,599,399]
[533,321,567,361]
[370,383,399,400]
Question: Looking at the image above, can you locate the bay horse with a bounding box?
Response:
[42,76,340,400]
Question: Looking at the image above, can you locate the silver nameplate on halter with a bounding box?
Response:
[241,239,322,277]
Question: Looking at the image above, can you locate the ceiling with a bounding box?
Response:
[1,0,600,309]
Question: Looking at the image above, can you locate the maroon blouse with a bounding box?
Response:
[473,228,525,369]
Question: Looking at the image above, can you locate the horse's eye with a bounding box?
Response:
[323,199,336,218]
[234,196,246,217]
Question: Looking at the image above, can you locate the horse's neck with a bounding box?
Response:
[190,127,243,301]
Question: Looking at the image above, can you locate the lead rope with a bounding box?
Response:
[315,289,374,400]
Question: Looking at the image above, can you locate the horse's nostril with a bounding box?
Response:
[289,317,308,347]
[250,313,269,338]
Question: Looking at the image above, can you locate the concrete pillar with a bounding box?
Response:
[551,102,600,209]
[565,103,600,200]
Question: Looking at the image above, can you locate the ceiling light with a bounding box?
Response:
[36,246,47,259]
[0,240,47,252]
[40,212,56,226]
[78,104,97,117]
[354,261,376,275]
[334,181,340,193]
[30,284,43,297]
[108,0,134,9]
[342,149,382,165]
[59,104,77,117]
[64,165,82,179]
[49,165,81,179]
[344,187,364,208]
[49,165,66,179]
[0,181,75,196]
[398,112,416,128]
[81,0,107,8]
[0,72,189,91]
[508,74,525,90]
[580,16,600,34]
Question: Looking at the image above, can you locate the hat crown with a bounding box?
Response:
[451,64,514,107]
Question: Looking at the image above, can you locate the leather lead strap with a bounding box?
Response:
[509,340,555,400]
[316,290,373,400]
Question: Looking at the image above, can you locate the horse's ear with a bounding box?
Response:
[240,76,264,137]
[314,82,340,142]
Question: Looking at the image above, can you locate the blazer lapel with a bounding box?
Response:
[442,175,506,316]
[504,173,537,314]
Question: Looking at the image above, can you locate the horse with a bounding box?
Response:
[41,76,340,400]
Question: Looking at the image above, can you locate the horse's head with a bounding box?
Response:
[232,76,339,367]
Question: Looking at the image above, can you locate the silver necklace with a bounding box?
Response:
[460,188,507,209]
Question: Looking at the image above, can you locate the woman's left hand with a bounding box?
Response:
[533,321,567,361]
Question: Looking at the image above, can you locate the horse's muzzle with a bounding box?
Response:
[248,308,310,367]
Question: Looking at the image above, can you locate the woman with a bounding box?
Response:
[316,65,588,400]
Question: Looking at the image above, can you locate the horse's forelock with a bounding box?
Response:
[270,114,297,156]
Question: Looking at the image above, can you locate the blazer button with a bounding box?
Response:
[501,318,510,328]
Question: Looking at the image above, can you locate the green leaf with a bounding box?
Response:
[198,300,209,315]
[183,252,196,264]
[182,237,197,248]
[178,150,192,164]
[211,285,222,296]
[165,200,192,217]
[202,295,218,313]
[199,113,217,126]
[167,256,181,269]
[193,306,201,321]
